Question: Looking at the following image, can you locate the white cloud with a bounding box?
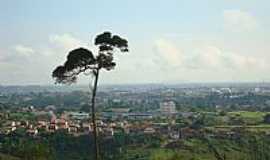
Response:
[154,39,184,66]
[223,9,259,32]
[190,46,224,69]
[0,34,89,85]
[49,34,84,51]
[225,52,266,70]
[14,45,35,56]
[0,51,4,61]
[196,46,266,70]
[153,38,268,72]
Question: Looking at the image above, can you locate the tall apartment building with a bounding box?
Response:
[160,101,176,114]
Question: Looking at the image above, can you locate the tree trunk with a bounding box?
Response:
[91,69,100,160]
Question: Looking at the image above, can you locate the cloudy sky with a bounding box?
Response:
[1,0,270,85]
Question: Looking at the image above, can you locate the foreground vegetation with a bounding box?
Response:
[1,129,270,160]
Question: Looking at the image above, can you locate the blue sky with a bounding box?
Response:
[0,0,270,85]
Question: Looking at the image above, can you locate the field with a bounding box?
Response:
[120,137,260,160]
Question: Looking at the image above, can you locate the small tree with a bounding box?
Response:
[52,31,128,160]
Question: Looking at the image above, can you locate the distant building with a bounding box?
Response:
[68,112,89,120]
[80,122,92,133]
[45,105,56,111]
[127,113,153,120]
[111,108,130,113]
[160,101,177,114]
[27,129,38,136]
[50,118,68,131]
[254,87,261,92]
[68,123,80,133]
[144,127,156,134]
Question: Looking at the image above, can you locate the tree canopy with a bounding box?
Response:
[52,31,128,84]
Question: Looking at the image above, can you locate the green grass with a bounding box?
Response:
[0,153,21,160]
[228,111,267,125]
[229,111,267,119]
[120,138,253,160]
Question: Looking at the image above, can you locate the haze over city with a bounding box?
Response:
[1,0,270,85]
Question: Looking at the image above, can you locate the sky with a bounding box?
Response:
[0,0,270,85]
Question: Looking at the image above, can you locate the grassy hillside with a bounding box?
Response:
[0,153,21,160]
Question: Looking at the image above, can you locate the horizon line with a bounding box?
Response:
[1,81,270,87]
